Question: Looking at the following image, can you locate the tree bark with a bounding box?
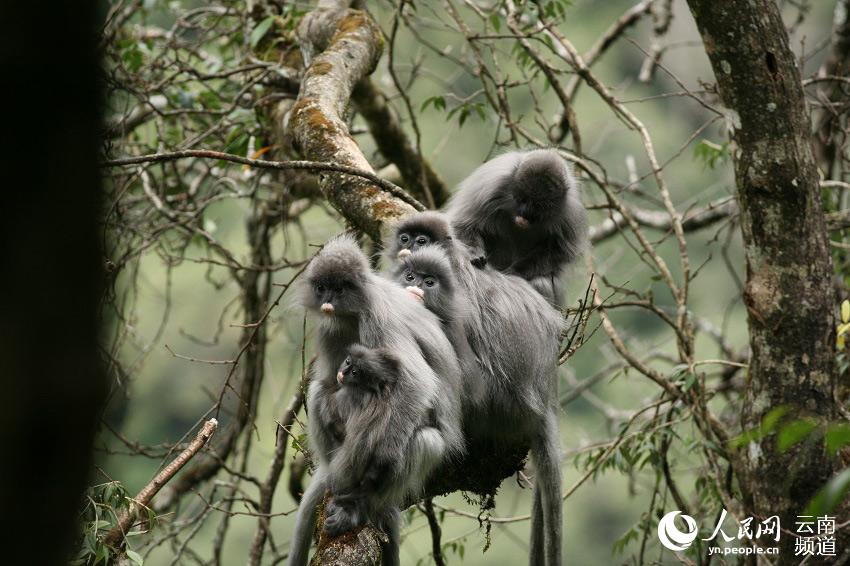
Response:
[687,0,839,560]
[290,3,415,241]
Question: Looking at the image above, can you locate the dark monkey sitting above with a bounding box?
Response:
[287,235,464,566]
[385,212,566,566]
[444,148,588,304]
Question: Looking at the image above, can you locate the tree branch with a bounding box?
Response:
[103,418,218,548]
[290,4,417,241]
[247,392,305,566]
[351,79,449,206]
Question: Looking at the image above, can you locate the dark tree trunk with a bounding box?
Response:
[687,0,839,560]
[0,2,107,564]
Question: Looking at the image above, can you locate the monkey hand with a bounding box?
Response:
[471,255,487,268]
[323,496,365,536]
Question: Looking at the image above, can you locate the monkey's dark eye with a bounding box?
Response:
[416,236,428,246]
[351,367,358,376]
[315,284,325,293]
[399,233,409,244]
[343,356,351,367]
[424,277,435,287]
[404,272,415,282]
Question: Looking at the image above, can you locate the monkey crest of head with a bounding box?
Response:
[396,246,456,321]
[302,235,370,318]
[336,344,399,395]
[511,149,573,230]
[389,211,453,260]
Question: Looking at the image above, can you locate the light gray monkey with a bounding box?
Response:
[391,245,485,405]
[444,148,588,305]
[386,212,566,566]
[288,235,464,566]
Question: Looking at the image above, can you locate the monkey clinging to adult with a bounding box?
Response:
[444,148,589,305]
[322,344,446,539]
[385,212,567,566]
[287,235,464,566]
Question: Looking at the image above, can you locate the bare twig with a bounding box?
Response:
[103,419,218,548]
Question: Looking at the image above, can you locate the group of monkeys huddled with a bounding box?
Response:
[288,149,588,566]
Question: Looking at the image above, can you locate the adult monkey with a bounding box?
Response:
[288,235,464,566]
[392,245,484,405]
[385,213,566,566]
[444,148,588,305]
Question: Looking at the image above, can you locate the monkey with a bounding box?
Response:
[322,345,444,535]
[385,212,567,566]
[384,210,455,262]
[391,245,485,406]
[288,234,464,566]
[444,148,588,305]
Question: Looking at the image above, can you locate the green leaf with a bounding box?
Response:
[420,95,445,112]
[126,549,144,566]
[826,423,850,455]
[805,468,850,516]
[122,43,144,73]
[250,17,275,48]
[762,406,788,433]
[777,419,818,452]
[490,12,501,32]
[842,300,849,323]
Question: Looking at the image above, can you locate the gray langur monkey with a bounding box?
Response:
[391,245,484,405]
[444,148,588,305]
[385,212,566,566]
[322,344,441,536]
[288,235,464,566]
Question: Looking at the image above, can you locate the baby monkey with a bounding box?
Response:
[325,344,443,536]
[324,345,400,535]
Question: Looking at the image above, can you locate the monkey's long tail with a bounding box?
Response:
[287,467,328,566]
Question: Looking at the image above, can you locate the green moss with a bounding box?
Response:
[310,61,333,76]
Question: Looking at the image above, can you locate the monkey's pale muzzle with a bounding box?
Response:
[320,303,335,315]
[514,215,530,228]
[336,371,344,384]
[397,249,412,258]
[406,286,425,302]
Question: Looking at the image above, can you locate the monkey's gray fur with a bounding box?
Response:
[444,148,588,305]
[323,345,444,537]
[287,235,464,566]
[385,212,566,566]
[391,245,484,404]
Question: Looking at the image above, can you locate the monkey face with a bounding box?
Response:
[336,345,399,393]
[511,172,566,229]
[336,355,360,385]
[389,212,453,259]
[302,235,372,317]
[401,268,438,300]
[395,231,433,258]
[308,273,367,317]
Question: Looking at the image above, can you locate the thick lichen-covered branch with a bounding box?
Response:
[290,5,416,241]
